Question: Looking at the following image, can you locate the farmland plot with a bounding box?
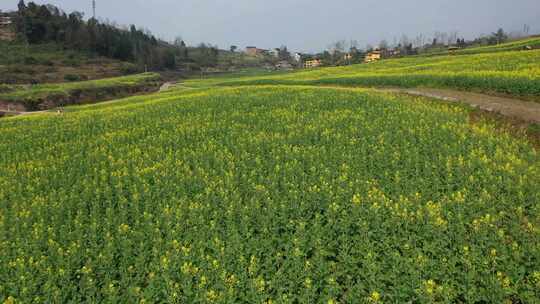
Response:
[0,86,539,303]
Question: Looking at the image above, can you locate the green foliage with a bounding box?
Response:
[13,2,188,70]
[0,42,88,66]
[0,86,538,302]
[192,43,219,67]
[63,74,81,82]
[120,62,140,75]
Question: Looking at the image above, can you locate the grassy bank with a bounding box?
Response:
[0,73,161,110]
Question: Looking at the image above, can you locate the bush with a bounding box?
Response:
[120,63,139,75]
[62,58,82,67]
[6,65,34,74]
[23,56,38,65]
[64,74,81,82]
[0,84,14,93]
[41,59,55,66]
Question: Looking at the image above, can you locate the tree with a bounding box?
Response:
[523,24,530,35]
[230,45,237,52]
[448,31,458,45]
[181,43,188,59]
[399,34,410,49]
[162,48,177,69]
[12,1,191,70]
[404,43,414,55]
[174,36,184,47]
[379,40,389,50]
[193,43,218,67]
[330,40,346,53]
[18,0,26,12]
[491,28,508,45]
[278,45,290,60]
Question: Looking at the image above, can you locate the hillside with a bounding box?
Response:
[0,72,161,111]
[421,36,540,57]
[185,49,540,101]
[0,42,136,84]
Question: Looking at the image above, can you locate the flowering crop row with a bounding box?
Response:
[0,86,538,303]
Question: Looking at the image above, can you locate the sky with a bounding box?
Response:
[1,0,540,53]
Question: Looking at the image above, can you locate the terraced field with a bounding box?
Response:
[1,81,539,303]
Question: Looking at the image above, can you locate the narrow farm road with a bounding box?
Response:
[377,87,540,123]
[159,81,177,92]
[0,109,51,117]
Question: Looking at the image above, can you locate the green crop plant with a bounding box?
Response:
[0,85,538,303]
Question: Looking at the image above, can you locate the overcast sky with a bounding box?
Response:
[2,0,539,52]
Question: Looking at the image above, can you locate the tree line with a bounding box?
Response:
[13,0,219,70]
[316,27,518,66]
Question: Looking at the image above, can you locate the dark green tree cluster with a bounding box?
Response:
[13,0,211,70]
[490,28,508,45]
[191,43,219,68]
[471,28,509,46]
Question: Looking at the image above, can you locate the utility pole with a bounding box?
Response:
[92,0,96,19]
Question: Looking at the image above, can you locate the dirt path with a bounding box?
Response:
[159,82,176,92]
[0,109,51,117]
[377,88,540,123]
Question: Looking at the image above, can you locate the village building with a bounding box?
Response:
[382,48,401,58]
[245,46,269,56]
[294,52,302,63]
[364,50,382,63]
[304,58,322,69]
[0,17,12,25]
[271,48,280,58]
[0,14,16,41]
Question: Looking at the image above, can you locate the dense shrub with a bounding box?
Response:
[64,74,81,82]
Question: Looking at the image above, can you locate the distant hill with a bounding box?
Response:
[7,1,192,72]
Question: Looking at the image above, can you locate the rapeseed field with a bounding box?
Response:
[187,50,540,99]
[1,85,538,303]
